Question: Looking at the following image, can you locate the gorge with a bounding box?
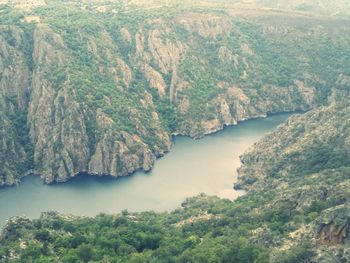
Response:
[2,0,350,187]
[0,113,292,228]
[1,0,350,262]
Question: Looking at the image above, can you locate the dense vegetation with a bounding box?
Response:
[0,192,317,262]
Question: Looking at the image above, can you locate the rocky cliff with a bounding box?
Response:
[0,25,33,186]
[1,1,350,186]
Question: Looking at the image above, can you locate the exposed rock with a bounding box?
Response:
[0,0,45,8]
[316,205,350,246]
[218,47,239,69]
[240,43,255,56]
[178,14,231,38]
[250,226,274,246]
[143,64,166,97]
[120,28,132,44]
[0,25,32,186]
[294,80,316,105]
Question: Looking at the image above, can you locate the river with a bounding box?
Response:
[0,113,292,228]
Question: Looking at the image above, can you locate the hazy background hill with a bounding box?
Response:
[1,0,350,16]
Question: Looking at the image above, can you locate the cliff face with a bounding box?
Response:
[27,24,172,183]
[1,1,350,185]
[0,25,33,186]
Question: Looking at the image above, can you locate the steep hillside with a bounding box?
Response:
[236,100,350,191]
[0,24,34,186]
[234,102,350,262]
[1,102,349,262]
[1,1,350,186]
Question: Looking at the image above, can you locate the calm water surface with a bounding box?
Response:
[0,114,292,227]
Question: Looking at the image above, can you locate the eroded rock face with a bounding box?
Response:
[178,14,232,38]
[0,25,32,186]
[87,109,171,178]
[28,25,90,183]
[309,204,350,262]
[1,5,350,186]
[1,23,173,184]
[316,205,350,246]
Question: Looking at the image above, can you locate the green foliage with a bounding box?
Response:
[265,105,350,180]
[0,6,24,25]
[76,244,95,263]
[0,184,329,262]
[274,243,314,263]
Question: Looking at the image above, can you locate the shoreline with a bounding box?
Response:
[0,110,306,190]
[0,112,296,230]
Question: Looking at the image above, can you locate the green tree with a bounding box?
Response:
[76,244,95,263]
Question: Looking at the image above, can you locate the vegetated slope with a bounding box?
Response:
[1,0,350,186]
[236,98,350,191]
[1,102,350,262]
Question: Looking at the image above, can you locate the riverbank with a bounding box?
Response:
[0,113,293,229]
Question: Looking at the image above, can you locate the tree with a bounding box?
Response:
[76,244,95,263]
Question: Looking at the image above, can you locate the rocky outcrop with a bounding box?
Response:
[27,24,89,183]
[176,80,316,138]
[314,203,350,245]
[26,24,173,183]
[87,106,171,178]
[310,205,350,262]
[178,14,232,38]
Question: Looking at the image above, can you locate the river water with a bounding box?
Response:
[0,113,292,228]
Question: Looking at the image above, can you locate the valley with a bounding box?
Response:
[1,0,350,186]
[0,0,350,262]
[0,113,291,228]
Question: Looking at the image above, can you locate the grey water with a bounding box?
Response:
[0,113,293,228]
